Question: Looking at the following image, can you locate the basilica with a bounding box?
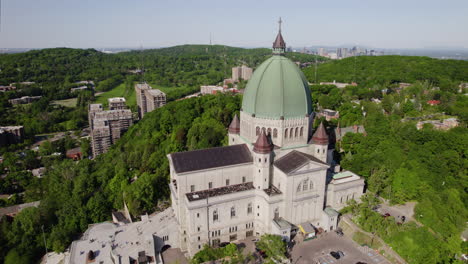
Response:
[167,24,365,256]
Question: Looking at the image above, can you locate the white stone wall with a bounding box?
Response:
[183,190,256,255]
[326,178,365,210]
[239,111,310,148]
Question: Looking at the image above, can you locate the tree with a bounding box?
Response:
[256,234,287,263]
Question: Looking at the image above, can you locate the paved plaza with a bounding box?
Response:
[290,232,390,264]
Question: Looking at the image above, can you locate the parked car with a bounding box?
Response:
[335,228,344,236]
[382,213,391,217]
[219,242,230,247]
[337,251,345,257]
[356,262,367,264]
[330,251,341,259]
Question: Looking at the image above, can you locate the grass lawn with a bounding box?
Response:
[95,83,136,107]
[352,231,383,249]
[51,98,78,108]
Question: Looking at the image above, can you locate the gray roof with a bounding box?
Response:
[170,144,252,174]
[274,150,327,174]
[186,182,255,201]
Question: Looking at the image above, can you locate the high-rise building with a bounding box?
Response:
[317,47,327,57]
[108,97,127,110]
[337,48,348,59]
[135,83,166,119]
[232,65,253,82]
[89,100,133,157]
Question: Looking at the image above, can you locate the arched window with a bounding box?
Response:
[247,203,252,214]
[300,127,304,137]
[290,129,293,138]
[213,210,218,221]
[273,128,278,138]
[231,206,236,218]
[302,179,308,191]
[309,181,314,190]
[262,127,266,133]
[256,127,260,136]
[284,129,288,138]
[267,128,272,136]
[274,208,280,219]
[295,127,298,137]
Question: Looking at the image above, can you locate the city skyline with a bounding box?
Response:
[0,0,467,49]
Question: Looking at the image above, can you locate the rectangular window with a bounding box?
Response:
[242,176,246,183]
[190,185,195,192]
[226,179,230,186]
[209,182,213,189]
[229,234,237,241]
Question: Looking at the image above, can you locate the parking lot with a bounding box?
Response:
[290,232,391,264]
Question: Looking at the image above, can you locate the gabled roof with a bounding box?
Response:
[253,130,272,154]
[170,144,252,174]
[228,114,240,134]
[274,150,327,174]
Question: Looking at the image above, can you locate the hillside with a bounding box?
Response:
[303,55,468,88]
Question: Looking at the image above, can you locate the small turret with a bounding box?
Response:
[309,122,329,163]
[228,114,240,134]
[311,122,329,145]
[228,114,241,145]
[253,130,273,154]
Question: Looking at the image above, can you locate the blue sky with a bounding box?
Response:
[0,0,467,49]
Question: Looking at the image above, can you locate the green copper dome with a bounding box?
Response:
[242,55,312,119]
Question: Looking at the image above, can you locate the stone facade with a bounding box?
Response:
[168,111,365,255]
[167,27,365,256]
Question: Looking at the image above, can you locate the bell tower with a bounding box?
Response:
[310,122,329,163]
[252,131,273,190]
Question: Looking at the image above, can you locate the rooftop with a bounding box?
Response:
[146,89,166,96]
[331,170,362,184]
[186,182,255,202]
[170,144,252,174]
[108,97,126,103]
[68,208,179,264]
[324,207,339,217]
[274,150,327,174]
[135,83,152,90]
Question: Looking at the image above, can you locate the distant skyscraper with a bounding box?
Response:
[318,48,327,57]
[337,48,348,59]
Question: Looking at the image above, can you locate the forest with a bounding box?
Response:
[0,47,467,263]
[0,46,322,137]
